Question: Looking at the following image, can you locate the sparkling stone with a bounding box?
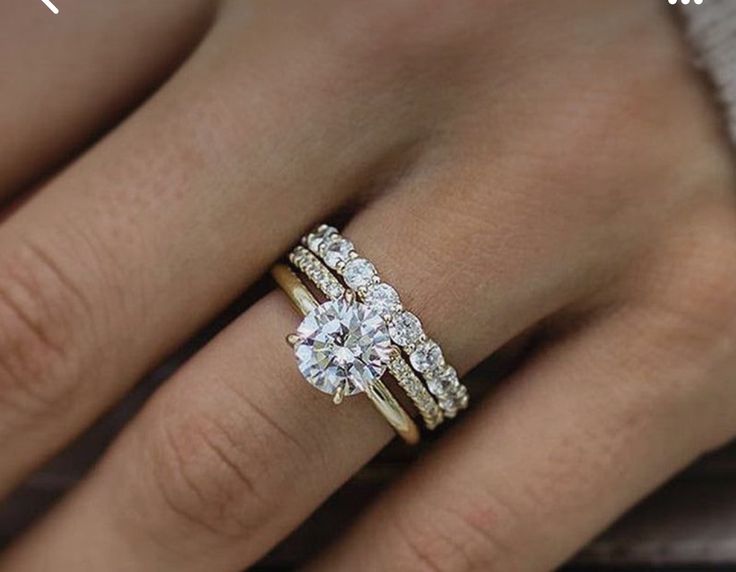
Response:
[365,283,400,315]
[440,400,459,418]
[410,340,444,373]
[323,235,354,268]
[324,280,345,299]
[440,391,468,416]
[389,311,423,346]
[343,258,376,289]
[426,366,459,396]
[294,297,392,396]
[307,225,337,253]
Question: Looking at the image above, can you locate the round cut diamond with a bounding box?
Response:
[389,310,423,346]
[440,389,469,416]
[365,283,400,316]
[307,225,337,253]
[344,258,376,289]
[323,236,354,268]
[294,297,391,396]
[410,340,444,373]
[426,366,459,396]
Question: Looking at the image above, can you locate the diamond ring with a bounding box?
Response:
[303,225,469,417]
[290,245,444,429]
[271,263,421,444]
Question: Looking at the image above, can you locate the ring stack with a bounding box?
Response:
[303,224,470,418]
[290,246,443,430]
[272,223,469,445]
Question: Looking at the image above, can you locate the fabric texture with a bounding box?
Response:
[680,0,736,144]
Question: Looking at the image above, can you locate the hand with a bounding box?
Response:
[0,0,735,570]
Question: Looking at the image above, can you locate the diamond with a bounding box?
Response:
[365,283,400,316]
[410,340,444,373]
[324,279,345,300]
[439,393,468,417]
[426,366,459,396]
[343,258,376,289]
[323,235,354,268]
[389,311,423,346]
[294,296,391,396]
[306,225,337,253]
[439,385,469,415]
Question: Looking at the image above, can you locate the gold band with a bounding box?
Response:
[271,264,420,445]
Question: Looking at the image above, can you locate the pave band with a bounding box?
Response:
[271,263,420,444]
[304,225,470,417]
[290,246,444,430]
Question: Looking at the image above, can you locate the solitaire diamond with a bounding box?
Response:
[294,296,392,396]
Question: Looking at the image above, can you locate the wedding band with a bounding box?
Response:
[290,246,444,429]
[271,263,420,444]
[303,225,469,417]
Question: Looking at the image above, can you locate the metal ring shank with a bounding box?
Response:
[271,264,420,445]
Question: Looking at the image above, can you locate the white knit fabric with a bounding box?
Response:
[680,0,736,144]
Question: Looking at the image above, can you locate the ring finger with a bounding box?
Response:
[0,0,430,495]
[0,138,623,571]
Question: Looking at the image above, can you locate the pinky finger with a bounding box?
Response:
[308,296,736,572]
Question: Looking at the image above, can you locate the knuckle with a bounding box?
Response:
[150,410,269,538]
[146,383,311,539]
[390,493,518,572]
[637,216,736,363]
[613,211,736,439]
[0,238,91,416]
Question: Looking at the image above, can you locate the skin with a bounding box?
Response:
[0,0,735,570]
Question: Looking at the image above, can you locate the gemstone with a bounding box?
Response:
[426,366,459,396]
[389,311,423,346]
[343,258,376,289]
[365,283,400,315]
[323,235,354,268]
[324,279,345,299]
[410,340,444,373]
[440,392,468,416]
[306,225,337,253]
[294,296,392,396]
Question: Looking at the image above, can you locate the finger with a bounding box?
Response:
[0,0,214,198]
[307,222,736,572]
[0,1,706,566]
[0,121,614,571]
[0,1,433,494]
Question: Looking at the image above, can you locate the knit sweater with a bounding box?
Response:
[680,0,736,143]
